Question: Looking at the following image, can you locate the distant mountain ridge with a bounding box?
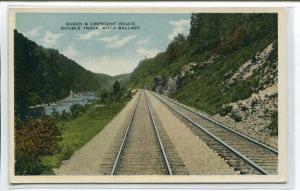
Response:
[14,30,127,117]
[93,73,130,90]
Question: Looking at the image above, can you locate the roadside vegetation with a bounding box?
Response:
[15,22,133,175]
[15,81,132,175]
[15,117,60,175]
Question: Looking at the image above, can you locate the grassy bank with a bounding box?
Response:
[40,102,126,172]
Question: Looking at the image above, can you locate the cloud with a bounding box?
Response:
[97,35,136,48]
[40,31,64,47]
[136,47,159,58]
[76,30,102,40]
[137,38,150,46]
[136,37,159,58]
[77,54,139,76]
[23,26,42,39]
[62,45,82,60]
[61,46,139,75]
[97,35,119,43]
[168,19,190,40]
[76,28,110,40]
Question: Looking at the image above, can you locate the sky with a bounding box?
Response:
[16,13,191,76]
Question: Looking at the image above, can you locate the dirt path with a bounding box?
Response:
[146,91,237,175]
[55,91,140,175]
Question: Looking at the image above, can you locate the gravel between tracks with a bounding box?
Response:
[55,90,237,175]
[147,92,237,175]
[55,92,140,175]
[116,92,167,175]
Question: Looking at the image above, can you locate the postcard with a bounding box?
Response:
[8,7,287,183]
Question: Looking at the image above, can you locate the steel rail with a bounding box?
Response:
[159,93,278,155]
[144,90,173,175]
[150,91,269,175]
[111,90,142,175]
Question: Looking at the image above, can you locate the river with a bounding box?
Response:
[28,92,99,117]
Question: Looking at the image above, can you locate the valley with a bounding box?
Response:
[14,13,279,176]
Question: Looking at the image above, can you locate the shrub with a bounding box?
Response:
[113,81,121,95]
[70,104,88,119]
[268,110,278,136]
[99,85,132,104]
[100,89,109,103]
[51,104,89,121]
[219,105,233,116]
[241,105,248,111]
[60,110,71,121]
[251,98,258,108]
[229,111,242,122]
[15,117,60,175]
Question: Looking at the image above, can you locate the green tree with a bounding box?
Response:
[113,81,121,95]
[100,89,109,103]
[166,34,187,61]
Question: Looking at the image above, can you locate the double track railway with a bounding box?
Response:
[108,89,278,175]
[111,90,172,175]
[150,91,278,175]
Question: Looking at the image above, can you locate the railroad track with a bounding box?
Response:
[150,91,278,175]
[111,90,172,175]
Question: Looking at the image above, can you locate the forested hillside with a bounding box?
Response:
[129,13,277,113]
[129,14,278,137]
[14,30,101,117]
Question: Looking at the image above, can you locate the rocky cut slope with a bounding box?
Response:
[213,41,278,147]
[128,13,278,144]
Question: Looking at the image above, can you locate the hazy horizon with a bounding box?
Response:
[16,13,191,75]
